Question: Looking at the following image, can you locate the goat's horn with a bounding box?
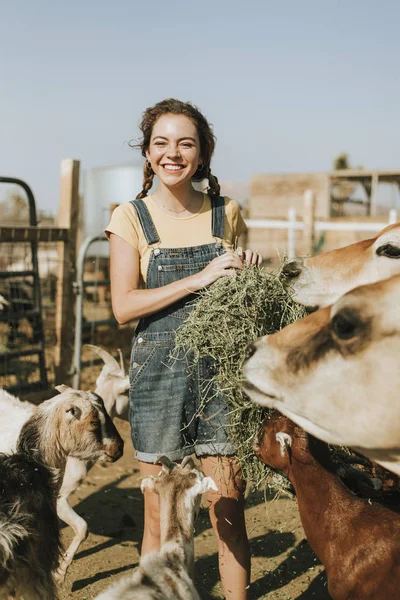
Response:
[85,344,121,373]
[156,455,175,472]
[181,456,195,469]
[276,432,292,457]
[117,348,125,376]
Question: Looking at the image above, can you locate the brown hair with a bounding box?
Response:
[132,98,221,200]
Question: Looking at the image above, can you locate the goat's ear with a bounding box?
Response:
[117,377,130,394]
[276,432,292,457]
[140,476,158,494]
[55,384,72,394]
[199,476,218,494]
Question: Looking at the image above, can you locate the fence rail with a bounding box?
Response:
[0,227,69,243]
[245,190,398,259]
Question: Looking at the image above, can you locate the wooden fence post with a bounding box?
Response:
[303,189,316,256]
[287,207,297,259]
[54,159,80,385]
[109,202,119,216]
[369,172,379,217]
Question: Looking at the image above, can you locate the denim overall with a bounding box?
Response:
[129,197,236,463]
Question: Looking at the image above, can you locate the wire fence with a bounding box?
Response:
[0,180,133,396]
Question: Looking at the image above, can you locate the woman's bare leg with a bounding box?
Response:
[200,455,250,600]
[139,461,162,556]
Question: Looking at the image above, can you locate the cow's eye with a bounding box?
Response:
[376,244,400,258]
[331,311,361,340]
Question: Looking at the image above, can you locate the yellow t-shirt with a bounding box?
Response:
[105,194,247,284]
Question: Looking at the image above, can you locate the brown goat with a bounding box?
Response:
[254,413,400,600]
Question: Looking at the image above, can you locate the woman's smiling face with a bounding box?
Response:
[145,113,202,189]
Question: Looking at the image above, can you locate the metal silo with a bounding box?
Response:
[82,162,144,256]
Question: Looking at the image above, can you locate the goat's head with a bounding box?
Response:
[85,345,130,419]
[141,455,217,519]
[46,385,124,462]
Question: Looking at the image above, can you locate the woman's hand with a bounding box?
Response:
[189,247,263,291]
[235,246,263,267]
[190,251,244,290]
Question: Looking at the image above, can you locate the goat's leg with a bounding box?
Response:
[54,458,89,584]
[54,495,88,584]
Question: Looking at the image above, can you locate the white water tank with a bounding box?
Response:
[82,162,144,256]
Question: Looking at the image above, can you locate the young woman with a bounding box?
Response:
[106,98,261,600]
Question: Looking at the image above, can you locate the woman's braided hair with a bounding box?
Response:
[132,98,220,199]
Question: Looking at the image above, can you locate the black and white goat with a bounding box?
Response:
[95,456,217,600]
[0,452,60,599]
[0,384,124,584]
[0,430,62,599]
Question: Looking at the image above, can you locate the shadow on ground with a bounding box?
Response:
[60,463,329,598]
[249,538,329,600]
[195,530,329,600]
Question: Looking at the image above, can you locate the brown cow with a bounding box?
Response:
[242,273,400,475]
[282,222,400,308]
[254,413,400,600]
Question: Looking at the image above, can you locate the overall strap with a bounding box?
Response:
[130,199,160,245]
[211,196,225,239]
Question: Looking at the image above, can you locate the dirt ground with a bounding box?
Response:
[58,417,329,600]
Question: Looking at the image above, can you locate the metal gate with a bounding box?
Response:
[72,236,117,388]
[0,177,47,394]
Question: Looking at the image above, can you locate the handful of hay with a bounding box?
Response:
[174,265,307,489]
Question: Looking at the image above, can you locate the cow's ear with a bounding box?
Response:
[276,432,292,456]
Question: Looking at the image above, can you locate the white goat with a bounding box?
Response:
[0,384,124,584]
[85,344,130,420]
[95,456,217,600]
[55,345,130,582]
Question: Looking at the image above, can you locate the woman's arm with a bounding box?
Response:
[109,234,245,324]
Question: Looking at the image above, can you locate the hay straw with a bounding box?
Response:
[173,265,307,491]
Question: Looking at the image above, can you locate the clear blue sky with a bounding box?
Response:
[1,0,399,212]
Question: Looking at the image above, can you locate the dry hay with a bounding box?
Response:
[173,265,306,491]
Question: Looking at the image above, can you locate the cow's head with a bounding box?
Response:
[281,222,400,309]
[243,273,400,452]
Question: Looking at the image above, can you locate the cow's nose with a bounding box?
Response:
[245,344,256,360]
[281,260,302,280]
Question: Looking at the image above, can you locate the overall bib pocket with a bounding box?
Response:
[129,341,157,385]
[157,262,209,320]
